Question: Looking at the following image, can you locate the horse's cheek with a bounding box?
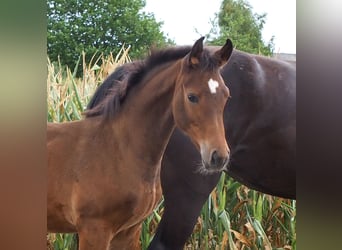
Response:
[172,93,190,131]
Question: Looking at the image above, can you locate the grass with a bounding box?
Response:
[47,49,296,250]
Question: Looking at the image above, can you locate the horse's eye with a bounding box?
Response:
[187,94,199,103]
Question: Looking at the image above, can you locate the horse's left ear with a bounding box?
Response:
[214,38,234,67]
[188,36,205,66]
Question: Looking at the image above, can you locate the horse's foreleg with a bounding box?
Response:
[147,191,209,250]
[77,219,113,250]
[148,158,222,249]
[109,224,142,250]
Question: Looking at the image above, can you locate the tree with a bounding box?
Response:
[207,0,274,56]
[47,0,173,71]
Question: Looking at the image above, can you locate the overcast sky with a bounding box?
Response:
[144,0,296,54]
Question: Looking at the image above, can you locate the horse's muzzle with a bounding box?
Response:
[201,150,229,173]
[210,150,229,169]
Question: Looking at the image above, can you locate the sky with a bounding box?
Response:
[144,0,296,54]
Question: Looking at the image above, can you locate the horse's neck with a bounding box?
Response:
[119,61,181,167]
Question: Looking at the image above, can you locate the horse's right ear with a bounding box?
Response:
[188,36,205,66]
[214,38,233,67]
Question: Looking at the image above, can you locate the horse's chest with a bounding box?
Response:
[135,182,162,216]
[116,181,162,229]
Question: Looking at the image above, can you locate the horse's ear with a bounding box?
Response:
[188,36,205,66]
[214,38,233,67]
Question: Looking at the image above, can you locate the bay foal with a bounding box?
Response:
[47,37,233,249]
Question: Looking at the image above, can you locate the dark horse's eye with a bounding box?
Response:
[187,94,199,103]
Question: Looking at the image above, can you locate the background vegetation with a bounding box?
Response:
[47,0,293,249]
[47,0,173,75]
[47,0,274,75]
[207,0,274,55]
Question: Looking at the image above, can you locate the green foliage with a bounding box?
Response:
[207,0,274,56]
[184,173,296,249]
[47,0,173,74]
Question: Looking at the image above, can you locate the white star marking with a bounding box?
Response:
[208,78,219,94]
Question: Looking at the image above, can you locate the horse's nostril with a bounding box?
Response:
[210,150,229,168]
[210,150,221,166]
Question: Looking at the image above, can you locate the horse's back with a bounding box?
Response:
[222,50,296,198]
[47,121,88,173]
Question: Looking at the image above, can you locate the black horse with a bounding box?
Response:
[86,48,296,250]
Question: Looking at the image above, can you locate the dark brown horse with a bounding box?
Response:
[47,37,234,250]
[87,48,296,249]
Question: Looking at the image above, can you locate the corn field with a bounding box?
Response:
[47,48,296,250]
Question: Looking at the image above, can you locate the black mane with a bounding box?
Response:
[85,45,217,120]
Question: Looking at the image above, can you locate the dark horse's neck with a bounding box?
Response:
[117,60,182,170]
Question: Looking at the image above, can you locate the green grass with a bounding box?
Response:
[47,49,296,250]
